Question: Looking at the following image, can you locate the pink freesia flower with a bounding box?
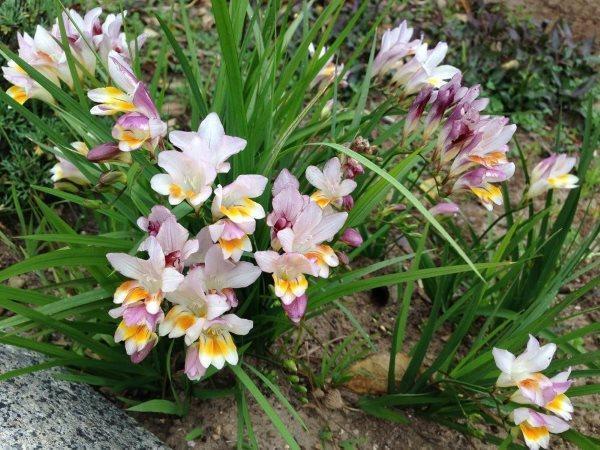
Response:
[159,267,230,345]
[211,174,268,223]
[453,164,515,211]
[513,408,570,450]
[208,219,255,262]
[191,314,253,370]
[254,250,317,304]
[88,50,138,115]
[272,169,300,196]
[138,218,199,272]
[150,150,217,207]
[196,246,262,304]
[184,343,208,380]
[266,183,309,250]
[137,205,176,236]
[169,112,246,174]
[93,11,146,64]
[493,335,557,388]
[52,8,101,75]
[306,157,357,208]
[373,20,421,76]
[308,43,347,90]
[107,236,184,314]
[528,154,578,198]
[277,201,347,277]
[392,42,460,95]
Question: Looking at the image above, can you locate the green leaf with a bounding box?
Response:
[230,364,300,449]
[128,399,183,415]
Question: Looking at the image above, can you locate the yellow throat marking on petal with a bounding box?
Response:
[219,237,247,253]
[220,198,261,222]
[468,151,507,167]
[310,191,331,208]
[548,174,572,188]
[200,330,236,358]
[98,86,136,112]
[519,422,549,444]
[169,184,184,198]
[470,184,502,203]
[546,393,569,413]
[7,86,28,105]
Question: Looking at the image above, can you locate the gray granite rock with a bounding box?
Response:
[0,345,170,450]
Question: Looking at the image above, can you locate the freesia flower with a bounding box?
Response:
[306,157,357,208]
[151,150,217,207]
[107,236,184,314]
[373,20,421,76]
[88,51,139,115]
[266,179,310,250]
[211,175,268,223]
[254,251,317,304]
[195,246,262,306]
[512,408,569,450]
[453,164,515,211]
[114,321,159,363]
[404,85,434,138]
[93,11,147,64]
[2,61,56,105]
[528,154,578,198]
[184,343,208,380]
[393,42,460,95]
[186,314,253,370]
[510,368,574,420]
[137,205,176,236]
[169,112,247,174]
[308,43,347,90]
[208,219,255,261]
[52,8,101,76]
[50,157,89,186]
[138,218,199,272]
[276,201,347,277]
[30,25,74,87]
[159,267,230,345]
[492,335,556,388]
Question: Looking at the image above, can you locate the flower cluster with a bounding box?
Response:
[374,21,517,211]
[493,336,573,450]
[88,51,166,153]
[255,157,362,323]
[2,7,145,106]
[107,205,261,380]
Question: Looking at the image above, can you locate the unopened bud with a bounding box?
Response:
[87,142,131,163]
[53,181,80,194]
[342,195,354,211]
[349,136,375,154]
[97,171,127,187]
[339,228,363,247]
[283,359,298,373]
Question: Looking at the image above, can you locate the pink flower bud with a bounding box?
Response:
[428,202,460,217]
[342,195,354,211]
[335,250,350,266]
[87,142,122,162]
[282,295,308,324]
[342,157,364,179]
[340,228,363,247]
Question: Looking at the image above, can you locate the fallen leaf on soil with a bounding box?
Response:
[344,352,410,395]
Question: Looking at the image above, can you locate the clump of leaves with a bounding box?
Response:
[402,0,598,130]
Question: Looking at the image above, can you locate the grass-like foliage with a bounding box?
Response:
[0,2,597,448]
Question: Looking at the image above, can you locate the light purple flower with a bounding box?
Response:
[340,228,363,247]
[306,157,357,209]
[528,154,578,198]
[373,20,421,76]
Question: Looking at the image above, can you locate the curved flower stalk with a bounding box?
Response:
[493,336,574,449]
[256,159,361,323]
[2,8,147,105]
[528,154,579,198]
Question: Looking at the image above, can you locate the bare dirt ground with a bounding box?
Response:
[505,0,600,44]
